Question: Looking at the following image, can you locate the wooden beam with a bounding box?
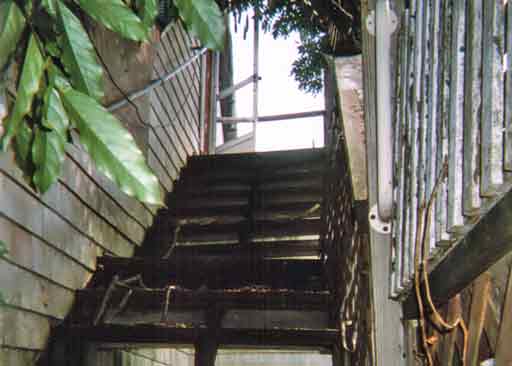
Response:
[403,188,512,318]
[467,273,491,366]
[58,325,340,347]
[96,256,325,290]
[438,295,462,366]
[495,266,512,366]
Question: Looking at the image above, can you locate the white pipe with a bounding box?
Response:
[375,0,396,222]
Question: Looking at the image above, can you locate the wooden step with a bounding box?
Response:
[57,324,339,348]
[173,218,322,243]
[167,202,321,224]
[95,256,325,290]
[172,240,321,259]
[186,148,325,173]
[74,288,332,320]
[167,187,323,209]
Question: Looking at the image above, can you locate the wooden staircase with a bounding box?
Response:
[59,148,339,361]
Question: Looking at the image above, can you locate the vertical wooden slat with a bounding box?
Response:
[407,0,423,286]
[467,273,491,366]
[425,0,442,256]
[393,9,410,296]
[435,0,452,247]
[481,0,505,197]
[439,295,462,366]
[462,0,483,216]
[495,266,512,366]
[447,0,466,234]
[505,1,512,171]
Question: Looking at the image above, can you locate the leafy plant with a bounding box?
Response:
[0,0,225,205]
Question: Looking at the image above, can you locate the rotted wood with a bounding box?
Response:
[467,273,491,366]
[57,324,340,347]
[495,266,512,366]
[403,188,512,318]
[96,256,325,290]
[73,288,331,321]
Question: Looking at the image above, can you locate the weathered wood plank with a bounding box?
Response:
[467,273,491,366]
[495,266,512,366]
[58,325,340,347]
[462,0,483,216]
[0,216,92,290]
[0,260,75,318]
[96,256,324,290]
[403,187,512,318]
[447,0,466,234]
[505,0,512,172]
[480,0,505,196]
[0,307,51,350]
[438,295,462,366]
[0,348,41,366]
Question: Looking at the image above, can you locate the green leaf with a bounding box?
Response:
[0,34,45,152]
[174,0,225,51]
[0,240,8,258]
[0,0,26,71]
[136,0,158,30]
[14,121,34,176]
[77,0,149,41]
[42,86,69,142]
[42,0,57,17]
[56,0,104,101]
[32,127,66,193]
[60,88,163,205]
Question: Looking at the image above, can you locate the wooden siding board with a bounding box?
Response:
[447,0,466,234]
[0,216,92,290]
[0,307,51,350]
[462,0,483,216]
[481,0,505,196]
[0,260,74,319]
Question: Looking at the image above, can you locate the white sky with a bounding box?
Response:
[217,14,325,152]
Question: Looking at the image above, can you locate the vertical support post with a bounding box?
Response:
[252,13,260,145]
[208,52,220,154]
[195,338,218,366]
[199,52,208,153]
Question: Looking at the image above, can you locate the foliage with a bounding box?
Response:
[0,0,225,205]
[222,0,361,95]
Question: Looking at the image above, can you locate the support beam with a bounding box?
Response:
[58,325,340,348]
[403,188,512,318]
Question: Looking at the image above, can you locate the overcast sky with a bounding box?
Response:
[218,14,325,152]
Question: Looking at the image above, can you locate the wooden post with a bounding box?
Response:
[438,295,462,366]
[331,344,344,366]
[195,338,218,366]
[495,266,512,366]
[467,273,491,366]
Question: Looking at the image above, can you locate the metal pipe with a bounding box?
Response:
[217,110,326,124]
[218,74,259,100]
[252,14,260,145]
[107,48,207,113]
[208,52,220,154]
[198,52,208,152]
[375,0,397,222]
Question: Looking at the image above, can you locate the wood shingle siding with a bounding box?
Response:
[0,21,202,365]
